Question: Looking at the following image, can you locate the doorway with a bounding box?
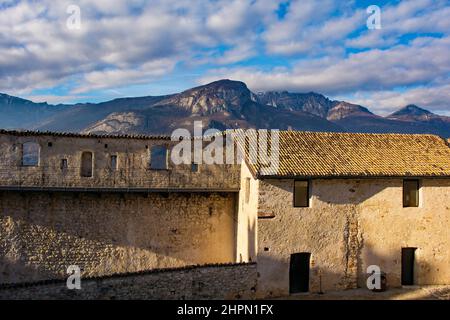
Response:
[289,252,311,293]
[401,248,416,285]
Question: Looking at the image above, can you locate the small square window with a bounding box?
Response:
[110,155,118,170]
[191,163,199,172]
[60,159,68,170]
[294,180,309,207]
[403,180,419,207]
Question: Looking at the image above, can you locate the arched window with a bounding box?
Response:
[81,151,93,177]
[22,142,40,166]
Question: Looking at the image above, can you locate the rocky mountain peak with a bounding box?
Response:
[391,104,432,115]
[155,79,252,115]
[327,102,374,121]
[254,91,334,118]
[388,104,434,121]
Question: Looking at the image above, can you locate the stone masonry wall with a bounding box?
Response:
[0,132,240,190]
[0,191,238,284]
[0,263,257,300]
[256,178,450,298]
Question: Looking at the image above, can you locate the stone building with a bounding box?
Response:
[242,131,450,298]
[0,129,449,298]
[0,130,242,284]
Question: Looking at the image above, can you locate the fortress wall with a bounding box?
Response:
[0,190,238,284]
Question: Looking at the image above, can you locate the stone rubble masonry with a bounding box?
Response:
[0,263,257,300]
[0,191,238,284]
[0,132,240,190]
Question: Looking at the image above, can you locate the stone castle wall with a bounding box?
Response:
[0,263,257,300]
[0,132,240,190]
[0,190,238,284]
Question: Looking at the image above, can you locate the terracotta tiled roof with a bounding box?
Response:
[236,131,450,178]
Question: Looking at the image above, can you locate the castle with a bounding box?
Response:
[0,129,449,299]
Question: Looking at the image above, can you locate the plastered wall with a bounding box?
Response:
[256,178,450,298]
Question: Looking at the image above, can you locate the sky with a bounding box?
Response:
[0,0,449,116]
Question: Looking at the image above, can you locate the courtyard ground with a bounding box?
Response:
[280,286,450,300]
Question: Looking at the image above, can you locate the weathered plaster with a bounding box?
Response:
[256,178,450,298]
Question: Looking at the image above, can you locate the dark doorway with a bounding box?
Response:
[289,252,311,293]
[401,248,416,285]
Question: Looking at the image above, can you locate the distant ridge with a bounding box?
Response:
[1,80,449,137]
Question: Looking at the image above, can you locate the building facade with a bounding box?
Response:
[0,129,449,298]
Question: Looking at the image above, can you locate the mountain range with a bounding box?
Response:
[1,79,449,138]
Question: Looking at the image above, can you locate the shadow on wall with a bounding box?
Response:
[256,243,436,299]
[247,216,256,263]
[313,180,392,205]
[312,179,448,205]
[0,190,238,284]
[358,243,436,288]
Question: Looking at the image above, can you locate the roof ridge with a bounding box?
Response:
[0,129,171,140]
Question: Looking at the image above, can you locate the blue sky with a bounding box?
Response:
[0,0,449,115]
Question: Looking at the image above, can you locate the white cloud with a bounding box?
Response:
[337,85,450,116]
[200,36,450,94]
[0,0,449,115]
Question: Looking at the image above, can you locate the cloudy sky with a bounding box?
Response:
[1,0,449,115]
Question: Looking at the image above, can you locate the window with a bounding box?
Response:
[150,146,168,170]
[294,180,309,207]
[22,142,40,166]
[110,155,118,170]
[60,159,68,170]
[81,151,93,177]
[191,163,199,173]
[245,178,251,203]
[403,180,419,207]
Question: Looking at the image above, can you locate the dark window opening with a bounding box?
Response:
[191,163,199,172]
[22,142,40,166]
[47,142,53,147]
[60,159,68,170]
[81,151,93,177]
[150,146,168,170]
[294,180,309,207]
[403,180,419,207]
[110,155,118,170]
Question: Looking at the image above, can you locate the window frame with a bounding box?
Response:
[60,158,68,170]
[293,179,310,208]
[110,155,118,171]
[21,142,40,167]
[149,145,169,170]
[80,151,94,178]
[403,179,420,208]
